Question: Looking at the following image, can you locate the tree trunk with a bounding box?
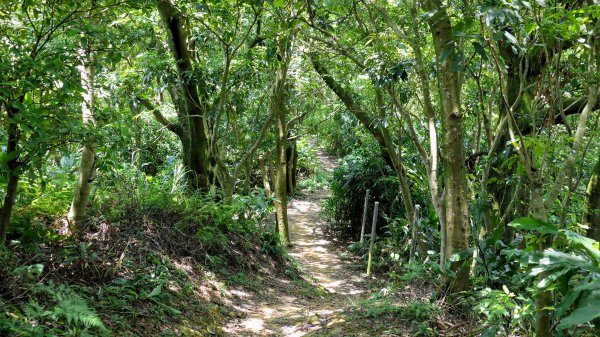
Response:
[157,0,209,191]
[423,0,470,292]
[275,124,290,245]
[0,105,21,245]
[67,43,97,231]
[584,155,600,241]
[272,36,293,246]
[311,56,416,236]
[529,178,553,337]
[286,139,297,194]
[259,157,272,197]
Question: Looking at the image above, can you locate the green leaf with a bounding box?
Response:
[508,217,558,234]
[555,290,579,319]
[472,41,488,61]
[539,249,591,270]
[503,31,518,46]
[537,267,570,288]
[480,326,499,337]
[573,278,600,292]
[148,284,162,298]
[557,292,600,329]
[561,230,600,261]
[24,92,33,105]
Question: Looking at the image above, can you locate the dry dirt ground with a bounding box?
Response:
[222,151,411,337]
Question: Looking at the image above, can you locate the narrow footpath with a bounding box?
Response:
[223,151,408,337]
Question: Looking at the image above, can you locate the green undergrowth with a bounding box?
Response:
[356,294,440,337]
[294,140,335,195]
[0,167,298,336]
[345,239,478,335]
[296,169,329,194]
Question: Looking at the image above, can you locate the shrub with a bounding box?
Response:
[325,151,399,239]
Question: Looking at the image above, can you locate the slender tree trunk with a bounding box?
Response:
[292,144,298,191]
[584,155,600,241]
[68,44,97,230]
[286,140,296,194]
[407,2,446,265]
[312,55,416,243]
[268,158,276,198]
[259,157,272,197]
[529,177,552,337]
[423,0,470,292]
[372,0,446,265]
[275,122,290,245]
[243,160,252,195]
[272,36,293,246]
[0,105,21,245]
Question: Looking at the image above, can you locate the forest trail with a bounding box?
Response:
[223,151,397,337]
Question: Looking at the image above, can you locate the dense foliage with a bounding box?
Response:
[1,0,599,336]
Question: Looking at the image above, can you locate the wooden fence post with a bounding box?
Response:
[360,189,371,243]
[367,201,379,276]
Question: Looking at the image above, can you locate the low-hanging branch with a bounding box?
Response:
[135,95,185,138]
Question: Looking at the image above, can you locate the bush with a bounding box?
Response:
[324,151,399,240]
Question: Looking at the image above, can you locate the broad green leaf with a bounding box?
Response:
[539,249,591,270]
[555,289,580,318]
[537,268,570,288]
[558,293,600,329]
[573,279,600,292]
[147,284,162,298]
[24,91,33,105]
[561,230,600,261]
[508,217,558,234]
[503,31,518,46]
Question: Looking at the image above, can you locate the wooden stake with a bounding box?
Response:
[367,201,379,276]
[410,204,421,263]
[360,189,371,243]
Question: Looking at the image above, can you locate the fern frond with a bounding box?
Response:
[51,293,106,331]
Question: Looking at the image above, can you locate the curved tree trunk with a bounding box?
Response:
[311,56,417,240]
[157,0,209,191]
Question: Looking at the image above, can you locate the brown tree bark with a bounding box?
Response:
[423,0,471,292]
[157,0,209,191]
[286,139,297,194]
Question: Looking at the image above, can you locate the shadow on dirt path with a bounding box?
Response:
[223,150,392,336]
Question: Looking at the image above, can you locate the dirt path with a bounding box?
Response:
[223,151,380,336]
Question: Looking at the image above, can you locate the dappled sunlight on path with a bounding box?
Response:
[223,151,374,336]
[288,189,367,296]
